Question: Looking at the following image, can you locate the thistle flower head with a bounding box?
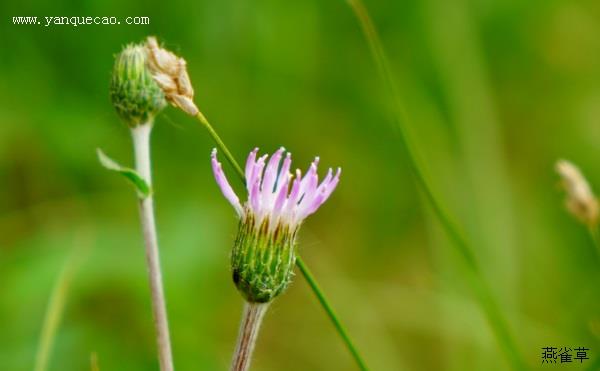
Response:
[212,147,341,302]
[556,159,599,227]
[110,42,166,127]
[145,36,199,116]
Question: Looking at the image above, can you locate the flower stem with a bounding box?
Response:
[131,123,174,371]
[345,0,526,369]
[196,111,245,182]
[230,302,269,371]
[194,112,369,370]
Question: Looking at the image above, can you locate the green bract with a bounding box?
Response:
[231,215,297,303]
[110,43,166,127]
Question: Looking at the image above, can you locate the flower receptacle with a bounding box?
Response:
[231,215,298,303]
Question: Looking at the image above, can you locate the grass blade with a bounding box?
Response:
[34,242,86,371]
[344,0,526,369]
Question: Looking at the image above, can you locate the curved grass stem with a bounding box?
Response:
[345,0,526,369]
[34,247,83,371]
[194,112,369,371]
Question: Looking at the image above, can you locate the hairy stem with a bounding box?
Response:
[345,0,526,369]
[230,302,269,371]
[131,123,174,371]
[194,112,369,370]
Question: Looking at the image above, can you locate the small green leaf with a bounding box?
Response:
[97,148,152,198]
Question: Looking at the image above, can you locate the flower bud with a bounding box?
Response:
[110,43,166,127]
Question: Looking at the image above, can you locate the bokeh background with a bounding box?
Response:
[2,0,600,370]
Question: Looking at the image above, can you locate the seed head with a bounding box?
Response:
[556,159,599,228]
[109,43,166,127]
[145,36,199,116]
[212,147,341,303]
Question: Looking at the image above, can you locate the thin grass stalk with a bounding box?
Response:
[194,112,369,370]
[34,247,83,371]
[344,0,526,369]
[90,353,100,371]
[131,123,174,371]
[296,259,369,370]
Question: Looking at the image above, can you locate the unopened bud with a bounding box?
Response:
[110,43,166,127]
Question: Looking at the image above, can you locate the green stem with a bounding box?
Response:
[196,111,245,182]
[194,112,369,370]
[345,0,526,369]
[296,258,369,371]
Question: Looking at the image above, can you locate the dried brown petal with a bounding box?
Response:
[172,95,199,116]
[556,159,599,227]
[145,36,198,116]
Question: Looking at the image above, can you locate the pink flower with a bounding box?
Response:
[211,147,341,302]
[211,147,341,230]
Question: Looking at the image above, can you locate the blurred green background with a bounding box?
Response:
[1,0,600,370]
